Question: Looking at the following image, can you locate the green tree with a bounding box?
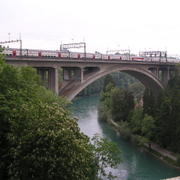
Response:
[110,88,134,122]
[0,58,122,179]
[141,114,155,148]
[143,88,156,117]
[0,59,96,180]
[141,115,155,138]
[129,82,145,101]
[155,73,180,152]
[98,83,116,122]
[155,96,174,148]
[103,74,115,92]
[91,134,121,180]
[130,108,143,134]
[8,103,96,180]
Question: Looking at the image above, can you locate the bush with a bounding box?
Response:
[0,59,96,180]
[0,59,122,180]
[8,103,96,180]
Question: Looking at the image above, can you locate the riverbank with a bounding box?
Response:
[108,119,180,170]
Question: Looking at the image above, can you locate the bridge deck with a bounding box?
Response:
[5,56,177,66]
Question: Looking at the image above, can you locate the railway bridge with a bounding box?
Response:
[5,56,177,100]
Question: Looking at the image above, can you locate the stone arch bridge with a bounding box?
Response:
[5,56,177,100]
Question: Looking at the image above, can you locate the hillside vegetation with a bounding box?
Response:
[99,69,180,157]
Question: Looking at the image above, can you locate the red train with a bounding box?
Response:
[3,48,172,62]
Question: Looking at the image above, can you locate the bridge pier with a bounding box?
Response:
[37,68,49,88]
[63,67,81,81]
[51,67,59,94]
[169,69,176,79]
[36,67,59,94]
[81,68,84,83]
[149,67,175,86]
[161,68,169,86]
[37,68,46,87]
[158,67,175,86]
[149,68,158,77]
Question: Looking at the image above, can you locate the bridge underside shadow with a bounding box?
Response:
[60,66,164,101]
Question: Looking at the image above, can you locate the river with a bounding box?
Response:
[71,95,180,180]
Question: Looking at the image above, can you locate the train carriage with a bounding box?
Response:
[41,50,57,58]
[27,49,39,57]
[102,54,109,60]
[85,53,94,59]
[60,51,70,58]
[70,52,78,59]
[131,57,144,61]
[110,54,122,60]
[94,52,102,59]
[3,47,179,63]
[3,48,14,56]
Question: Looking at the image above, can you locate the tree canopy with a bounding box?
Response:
[0,58,96,180]
[0,56,122,179]
[98,65,180,155]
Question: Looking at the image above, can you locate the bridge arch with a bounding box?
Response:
[64,66,164,100]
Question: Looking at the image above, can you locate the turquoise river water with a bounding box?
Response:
[71,96,180,180]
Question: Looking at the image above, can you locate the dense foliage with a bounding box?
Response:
[0,58,97,180]
[91,135,121,179]
[0,54,122,179]
[139,65,180,153]
[99,67,180,154]
[152,67,180,153]
[98,75,134,123]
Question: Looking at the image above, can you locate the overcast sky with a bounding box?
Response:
[1,0,180,54]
